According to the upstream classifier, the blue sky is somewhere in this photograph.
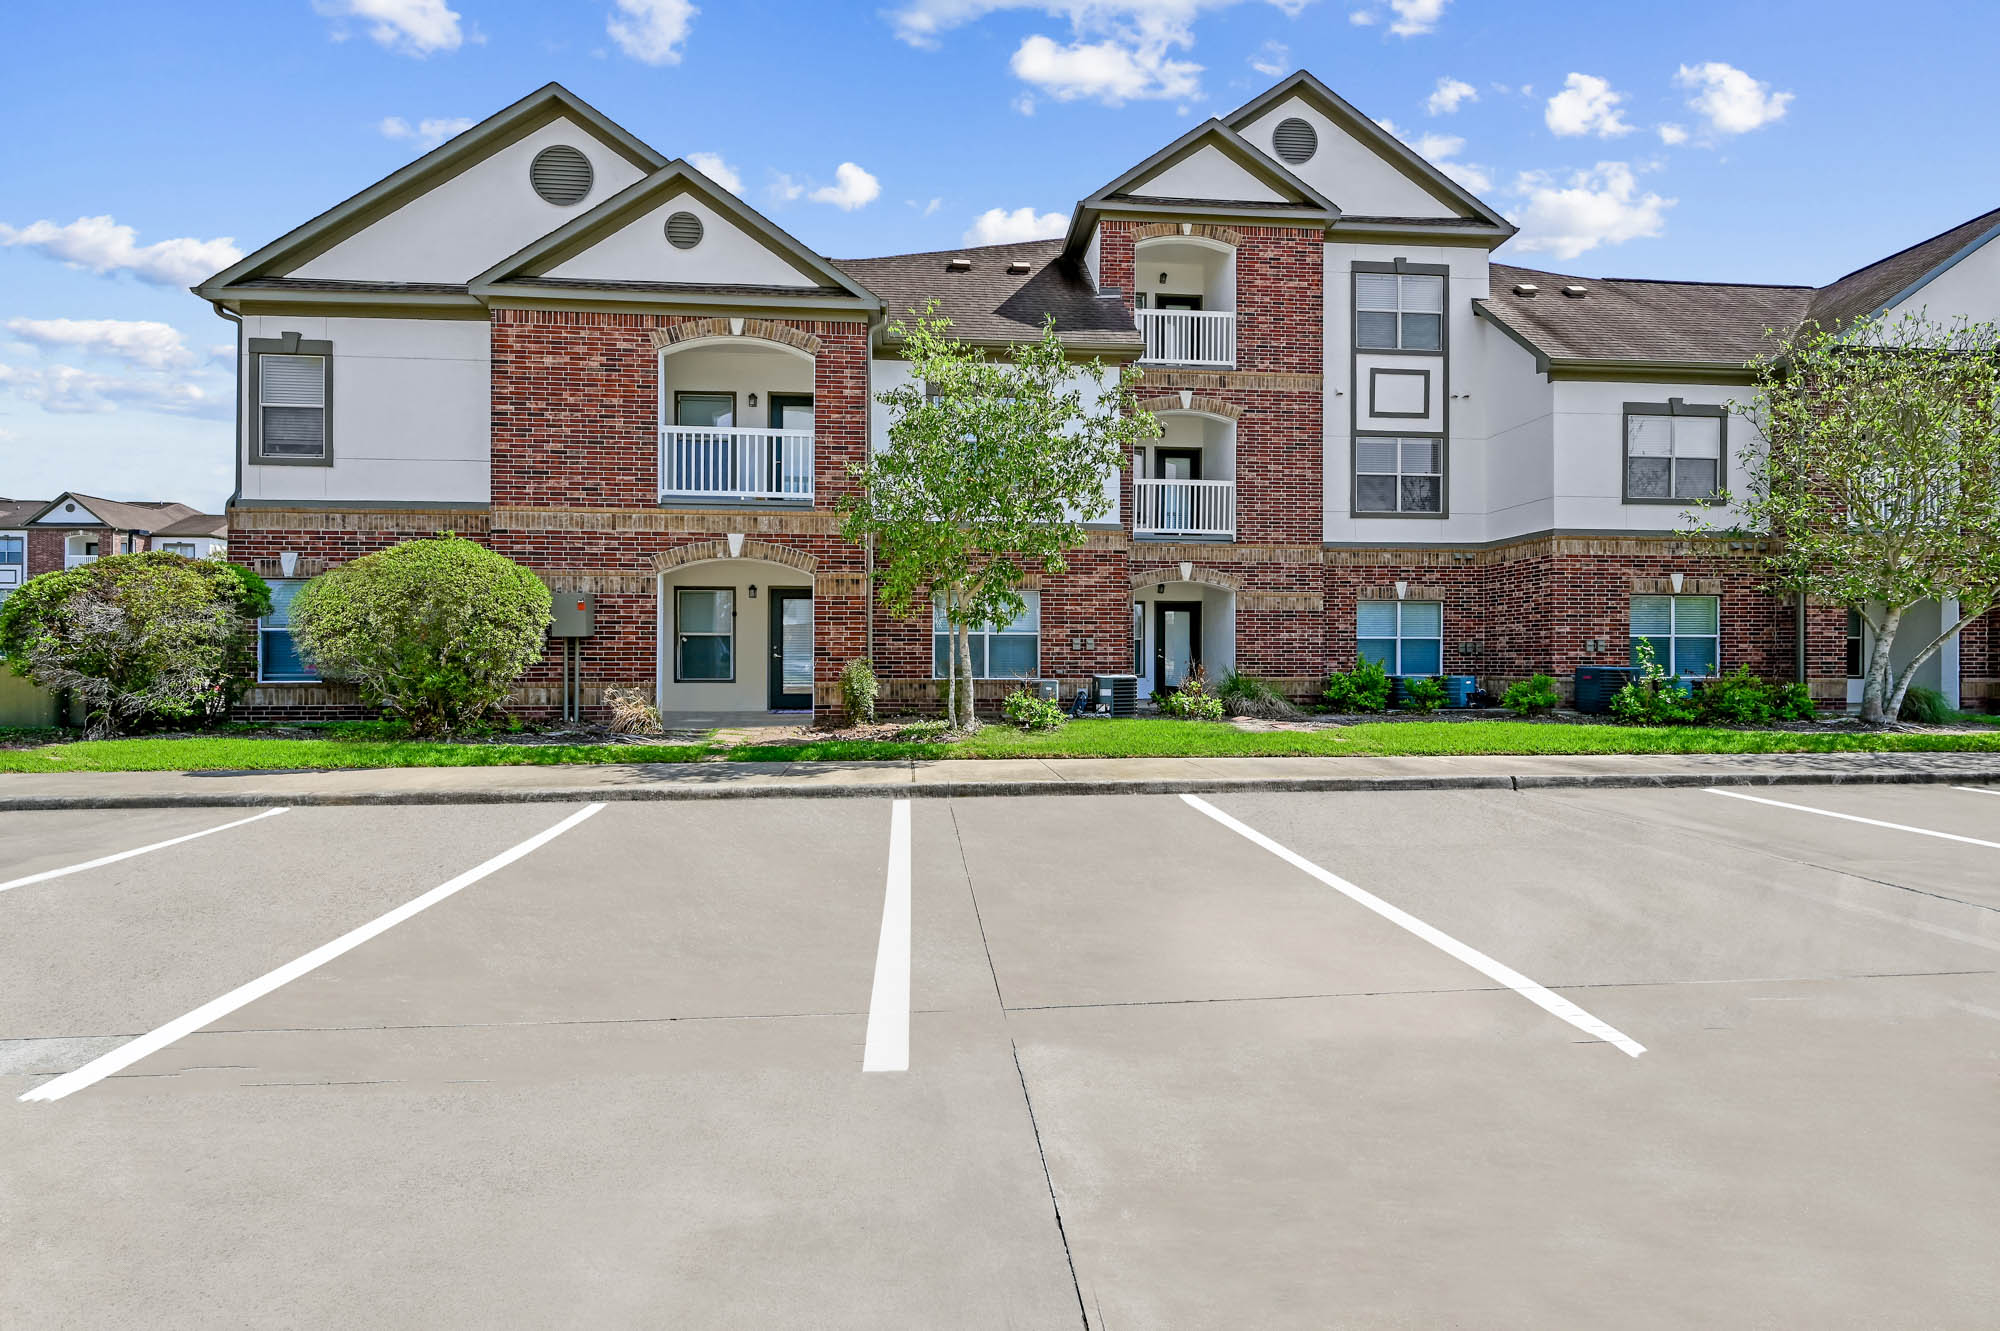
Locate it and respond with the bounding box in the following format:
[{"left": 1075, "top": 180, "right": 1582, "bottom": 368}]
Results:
[{"left": 3, "top": 0, "right": 1996, "bottom": 513}]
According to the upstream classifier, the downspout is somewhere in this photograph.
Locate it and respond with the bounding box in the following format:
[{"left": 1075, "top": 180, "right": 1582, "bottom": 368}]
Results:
[{"left": 209, "top": 301, "right": 244, "bottom": 509}]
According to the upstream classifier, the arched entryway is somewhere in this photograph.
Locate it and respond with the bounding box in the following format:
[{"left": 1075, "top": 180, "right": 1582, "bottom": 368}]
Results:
[
  {"left": 652, "top": 540, "right": 817, "bottom": 721},
  {"left": 1131, "top": 568, "right": 1238, "bottom": 695}
]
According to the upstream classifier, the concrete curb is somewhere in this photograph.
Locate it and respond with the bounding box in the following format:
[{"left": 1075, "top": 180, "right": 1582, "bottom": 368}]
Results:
[{"left": 2, "top": 765, "right": 1996, "bottom": 810}]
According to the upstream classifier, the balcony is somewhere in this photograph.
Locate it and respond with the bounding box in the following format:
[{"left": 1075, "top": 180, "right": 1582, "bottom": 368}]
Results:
[
  {"left": 64, "top": 554, "right": 98, "bottom": 569},
  {"left": 660, "top": 427, "right": 814, "bottom": 503},
  {"left": 1134, "top": 478, "right": 1235, "bottom": 540},
  {"left": 1137, "top": 309, "right": 1236, "bottom": 367}
]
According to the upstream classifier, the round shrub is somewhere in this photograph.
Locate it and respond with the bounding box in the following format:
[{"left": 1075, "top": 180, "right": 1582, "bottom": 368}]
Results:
[
  {"left": 0, "top": 552, "right": 270, "bottom": 736},
  {"left": 289, "top": 535, "right": 551, "bottom": 736},
  {"left": 1001, "top": 686, "right": 1065, "bottom": 731}
]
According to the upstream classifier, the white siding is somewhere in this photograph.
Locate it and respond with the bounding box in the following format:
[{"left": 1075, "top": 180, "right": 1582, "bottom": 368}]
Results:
[
  {"left": 1237, "top": 97, "right": 1463, "bottom": 219},
  {"left": 1883, "top": 229, "right": 2000, "bottom": 324},
  {"left": 1128, "top": 144, "right": 1289, "bottom": 203},
  {"left": 239, "top": 315, "right": 491, "bottom": 504},
  {"left": 291, "top": 118, "right": 649, "bottom": 284},
  {"left": 546, "top": 191, "right": 825, "bottom": 288},
  {"left": 1549, "top": 380, "right": 1762, "bottom": 533},
  {"left": 1479, "top": 323, "right": 1558, "bottom": 540}
]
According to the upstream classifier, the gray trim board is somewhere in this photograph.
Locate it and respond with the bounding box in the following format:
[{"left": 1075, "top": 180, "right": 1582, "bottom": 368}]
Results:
[
  {"left": 1367, "top": 366, "right": 1431, "bottom": 419},
  {"left": 227, "top": 499, "right": 491, "bottom": 511},
  {"left": 246, "top": 334, "right": 334, "bottom": 468},
  {"left": 1350, "top": 258, "right": 1448, "bottom": 519}
]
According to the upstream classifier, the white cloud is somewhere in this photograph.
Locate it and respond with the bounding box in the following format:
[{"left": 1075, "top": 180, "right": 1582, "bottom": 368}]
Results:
[
  {"left": 1545, "top": 72, "right": 1633, "bottom": 138},
  {"left": 1348, "top": 8, "right": 1375, "bottom": 22},
  {"left": 1378, "top": 121, "right": 1492, "bottom": 195},
  {"left": 1506, "top": 162, "right": 1672, "bottom": 259},
  {"left": 0, "top": 361, "right": 222, "bottom": 417},
  {"left": 1012, "top": 92, "right": 1038, "bottom": 116},
  {"left": 1657, "top": 122, "right": 1689, "bottom": 146},
  {"left": 1010, "top": 34, "right": 1200, "bottom": 104},
  {"left": 0, "top": 216, "right": 243, "bottom": 287},
  {"left": 686, "top": 152, "right": 742, "bottom": 194},
  {"left": 911, "top": 196, "right": 944, "bottom": 216},
  {"left": 1426, "top": 75, "right": 1476, "bottom": 115},
  {"left": 769, "top": 172, "right": 805, "bottom": 203},
  {"left": 377, "top": 115, "right": 474, "bottom": 147},
  {"left": 1250, "top": 39, "right": 1289, "bottom": 77},
  {"left": 963, "top": 206, "right": 1068, "bottom": 245},
  {"left": 4, "top": 318, "right": 195, "bottom": 370},
  {"left": 809, "top": 162, "right": 881, "bottom": 210},
  {"left": 314, "top": 0, "right": 464, "bottom": 56},
  {"left": 607, "top": 0, "right": 697, "bottom": 65},
  {"left": 1387, "top": 0, "right": 1447, "bottom": 36},
  {"left": 1675, "top": 61, "right": 1793, "bottom": 136}
]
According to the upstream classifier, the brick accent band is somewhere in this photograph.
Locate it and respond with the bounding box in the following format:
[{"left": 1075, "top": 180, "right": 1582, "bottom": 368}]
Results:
[{"left": 649, "top": 318, "right": 822, "bottom": 356}]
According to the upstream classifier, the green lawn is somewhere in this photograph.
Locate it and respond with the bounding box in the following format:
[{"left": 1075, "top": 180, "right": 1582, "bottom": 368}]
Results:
[{"left": 3, "top": 716, "right": 1997, "bottom": 773}]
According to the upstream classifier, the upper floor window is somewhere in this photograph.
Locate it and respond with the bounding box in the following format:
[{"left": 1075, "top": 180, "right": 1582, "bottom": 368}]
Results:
[
  {"left": 160, "top": 541, "right": 197, "bottom": 557},
  {"left": 1630, "top": 594, "right": 1719, "bottom": 677},
  {"left": 1355, "top": 272, "right": 1443, "bottom": 351},
  {"left": 1357, "top": 600, "right": 1442, "bottom": 675},
  {"left": 1624, "top": 400, "right": 1724, "bottom": 503},
  {"left": 0, "top": 535, "right": 22, "bottom": 567},
  {"left": 249, "top": 336, "right": 333, "bottom": 465},
  {"left": 258, "top": 580, "right": 319, "bottom": 683},
  {"left": 933, "top": 593, "right": 1040, "bottom": 680},
  {"left": 1355, "top": 436, "right": 1444, "bottom": 515}
]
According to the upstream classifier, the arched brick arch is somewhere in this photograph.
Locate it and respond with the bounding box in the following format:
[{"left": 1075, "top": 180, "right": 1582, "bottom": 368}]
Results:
[
  {"left": 1129, "top": 565, "right": 1242, "bottom": 593},
  {"left": 1134, "top": 394, "right": 1242, "bottom": 420},
  {"left": 1133, "top": 222, "right": 1243, "bottom": 247},
  {"left": 650, "top": 539, "right": 818, "bottom": 575},
  {"left": 649, "top": 318, "right": 822, "bottom": 357}
]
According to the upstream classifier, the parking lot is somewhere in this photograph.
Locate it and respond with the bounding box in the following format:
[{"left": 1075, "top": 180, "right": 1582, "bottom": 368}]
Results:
[{"left": 4, "top": 782, "right": 1998, "bottom": 1329}]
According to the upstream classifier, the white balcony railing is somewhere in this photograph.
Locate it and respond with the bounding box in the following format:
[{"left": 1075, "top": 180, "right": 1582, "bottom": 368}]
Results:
[
  {"left": 1138, "top": 309, "right": 1236, "bottom": 367},
  {"left": 64, "top": 554, "right": 98, "bottom": 569},
  {"left": 660, "top": 427, "right": 814, "bottom": 502},
  {"left": 1134, "top": 478, "right": 1235, "bottom": 539}
]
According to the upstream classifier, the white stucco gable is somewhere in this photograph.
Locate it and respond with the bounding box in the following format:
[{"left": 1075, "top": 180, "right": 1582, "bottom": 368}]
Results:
[
  {"left": 545, "top": 189, "right": 828, "bottom": 288},
  {"left": 1126, "top": 143, "right": 1292, "bottom": 204},
  {"left": 1883, "top": 223, "right": 2000, "bottom": 324},
  {"left": 1235, "top": 95, "right": 1460, "bottom": 220}
]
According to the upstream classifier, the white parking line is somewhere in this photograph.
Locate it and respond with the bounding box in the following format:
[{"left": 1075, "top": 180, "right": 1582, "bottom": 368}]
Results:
[
  {"left": 1707, "top": 788, "right": 2000, "bottom": 849},
  {"left": 20, "top": 802, "right": 606, "bottom": 1103},
  {"left": 1954, "top": 786, "right": 2000, "bottom": 798},
  {"left": 1181, "top": 794, "right": 1646, "bottom": 1058},
  {"left": 0, "top": 807, "right": 289, "bottom": 895},
  {"left": 862, "top": 799, "right": 912, "bottom": 1073}
]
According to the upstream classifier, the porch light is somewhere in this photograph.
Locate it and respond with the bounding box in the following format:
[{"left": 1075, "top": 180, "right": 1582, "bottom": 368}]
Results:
[
  {"left": 748, "top": 392, "right": 758, "bottom": 407},
  {"left": 748, "top": 584, "right": 758, "bottom": 599}
]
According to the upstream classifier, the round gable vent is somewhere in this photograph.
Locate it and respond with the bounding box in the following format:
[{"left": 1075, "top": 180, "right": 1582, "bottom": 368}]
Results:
[
  {"left": 665, "top": 211, "right": 704, "bottom": 250},
  {"left": 530, "top": 145, "right": 593, "bottom": 206},
  {"left": 1272, "top": 117, "right": 1317, "bottom": 164}
]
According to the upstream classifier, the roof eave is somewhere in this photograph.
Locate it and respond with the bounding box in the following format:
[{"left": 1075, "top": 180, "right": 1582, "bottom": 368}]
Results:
[{"left": 475, "top": 281, "right": 879, "bottom": 315}]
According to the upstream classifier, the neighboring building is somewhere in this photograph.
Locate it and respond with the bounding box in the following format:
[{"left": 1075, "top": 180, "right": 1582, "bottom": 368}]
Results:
[
  {"left": 16, "top": 493, "right": 218, "bottom": 581},
  {"left": 193, "top": 73, "right": 1998, "bottom": 720},
  {"left": 0, "top": 498, "right": 44, "bottom": 600},
  {"left": 146, "top": 511, "right": 229, "bottom": 560}
]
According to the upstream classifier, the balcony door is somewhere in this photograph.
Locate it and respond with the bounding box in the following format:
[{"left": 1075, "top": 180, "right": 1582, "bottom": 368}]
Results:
[
  {"left": 768, "top": 392, "right": 813, "bottom": 498},
  {"left": 768, "top": 588, "right": 813, "bottom": 710},
  {"left": 1154, "top": 600, "right": 1203, "bottom": 691},
  {"left": 1154, "top": 448, "right": 1201, "bottom": 533},
  {"left": 673, "top": 391, "right": 737, "bottom": 493}
]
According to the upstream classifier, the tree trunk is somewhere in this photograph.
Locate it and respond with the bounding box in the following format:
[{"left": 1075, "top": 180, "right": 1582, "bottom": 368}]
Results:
[
  {"left": 1858, "top": 603, "right": 1902, "bottom": 725},
  {"left": 957, "top": 619, "right": 977, "bottom": 730},
  {"left": 944, "top": 588, "right": 962, "bottom": 726},
  {"left": 1886, "top": 613, "right": 1966, "bottom": 721}
]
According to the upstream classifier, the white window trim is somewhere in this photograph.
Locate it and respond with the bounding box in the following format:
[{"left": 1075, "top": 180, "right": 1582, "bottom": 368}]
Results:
[
  {"left": 1629, "top": 594, "right": 1721, "bottom": 677},
  {"left": 932, "top": 592, "right": 1042, "bottom": 680},
  {"left": 257, "top": 579, "right": 320, "bottom": 684},
  {"left": 1357, "top": 599, "right": 1443, "bottom": 676}
]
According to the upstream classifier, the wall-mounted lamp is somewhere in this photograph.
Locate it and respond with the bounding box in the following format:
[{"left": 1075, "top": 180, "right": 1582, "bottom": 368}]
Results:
[
  {"left": 1157, "top": 583, "right": 1165, "bottom": 594},
  {"left": 747, "top": 392, "right": 759, "bottom": 408},
  {"left": 1157, "top": 271, "right": 1169, "bottom": 284},
  {"left": 748, "top": 584, "right": 758, "bottom": 599}
]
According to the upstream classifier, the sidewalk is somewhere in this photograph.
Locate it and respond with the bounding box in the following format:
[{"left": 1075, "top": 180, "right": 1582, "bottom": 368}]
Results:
[{"left": 3, "top": 750, "right": 1997, "bottom": 809}]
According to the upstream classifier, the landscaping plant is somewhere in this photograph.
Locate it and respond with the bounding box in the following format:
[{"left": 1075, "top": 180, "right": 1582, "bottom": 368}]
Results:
[
  {"left": 0, "top": 552, "right": 270, "bottom": 737},
  {"left": 1898, "top": 685, "right": 1954, "bottom": 725},
  {"left": 1321, "top": 659, "right": 1391, "bottom": 713},
  {"left": 1501, "top": 674, "right": 1561, "bottom": 717},
  {"left": 603, "top": 686, "right": 664, "bottom": 734},
  {"left": 839, "top": 657, "right": 879, "bottom": 725},
  {"left": 1693, "top": 665, "right": 1816, "bottom": 726},
  {"left": 1217, "top": 670, "right": 1301, "bottom": 719},
  {"left": 1399, "top": 675, "right": 1448, "bottom": 713},
  {"left": 1161, "top": 667, "right": 1226, "bottom": 721},
  {"left": 1001, "top": 686, "right": 1066, "bottom": 731},
  {"left": 1608, "top": 639, "right": 1699, "bottom": 725},
  {"left": 840, "top": 303, "right": 1154, "bottom": 729},
  {"left": 288, "top": 534, "right": 551, "bottom": 737}
]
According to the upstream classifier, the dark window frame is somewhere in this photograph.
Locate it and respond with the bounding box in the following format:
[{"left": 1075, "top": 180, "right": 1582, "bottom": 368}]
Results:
[
  {"left": 1368, "top": 366, "right": 1431, "bottom": 420},
  {"left": 1353, "top": 264, "right": 1447, "bottom": 354},
  {"left": 1353, "top": 434, "right": 1447, "bottom": 518},
  {"left": 1622, "top": 398, "right": 1727, "bottom": 505},
  {"left": 247, "top": 334, "right": 334, "bottom": 467},
  {"left": 673, "top": 585, "right": 737, "bottom": 683}
]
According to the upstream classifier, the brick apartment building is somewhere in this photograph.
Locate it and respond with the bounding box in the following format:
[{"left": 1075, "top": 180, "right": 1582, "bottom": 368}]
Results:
[
  {"left": 0, "top": 493, "right": 226, "bottom": 602},
  {"left": 192, "top": 72, "right": 1998, "bottom": 721}
]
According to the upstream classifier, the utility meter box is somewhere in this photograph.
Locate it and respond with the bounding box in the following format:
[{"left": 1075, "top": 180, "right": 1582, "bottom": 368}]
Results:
[{"left": 549, "top": 590, "right": 595, "bottom": 637}]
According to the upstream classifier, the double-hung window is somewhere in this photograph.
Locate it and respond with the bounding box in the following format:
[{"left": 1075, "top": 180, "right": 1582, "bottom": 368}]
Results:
[
  {"left": 933, "top": 592, "right": 1040, "bottom": 679},
  {"left": 1355, "top": 436, "right": 1443, "bottom": 514},
  {"left": 1846, "top": 608, "right": 1865, "bottom": 678},
  {"left": 250, "top": 336, "right": 333, "bottom": 463},
  {"left": 1630, "top": 594, "right": 1719, "bottom": 677},
  {"left": 1624, "top": 401, "right": 1724, "bottom": 502},
  {"left": 160, "top": 541, "right": 197, "bottom": 557},
  {"left": 1355, "top": 271, "right": 1444, "bottom": 351},
  {"left": 258, "top": 580, "right": 319, "bottom": 682},
  {"left": 1357, "top": 600, "right": 1442, "bottom": 676},
  {"left": 0, "top": 534, "right": 22, "bottom": 595},
  {"left": 674, "top": 588, "right": 735, "bottom": 681}
]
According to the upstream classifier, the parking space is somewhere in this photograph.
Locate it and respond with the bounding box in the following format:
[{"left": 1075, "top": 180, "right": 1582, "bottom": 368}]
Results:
[{"left": 2, "top": 781, "right": 1996, "bottom": 1327}]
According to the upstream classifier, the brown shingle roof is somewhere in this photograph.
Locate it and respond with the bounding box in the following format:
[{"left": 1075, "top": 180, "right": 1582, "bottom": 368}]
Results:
[
  {"left": 149, "top": 512, "right": 227, "bottom": 538},
  {"left": 831, "top": 240, "right": 1142, "bottom": 352},
  {"left": 39, "top": 494, "right": 202, "bottom": 532},
  {"left": 1481, "top": 263, "right": 1812, "bottom": 367},
  {"left": 0, "top": 498, "right": 48, "bottom": 528},
  {"left": 1806, "top": 205, "right": 2000, "bottom": 328}
]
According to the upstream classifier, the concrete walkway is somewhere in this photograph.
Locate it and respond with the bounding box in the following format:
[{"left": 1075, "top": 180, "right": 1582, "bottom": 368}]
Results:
[{"left": 3, "top": 750, "right": 1998, "bottom": 809}]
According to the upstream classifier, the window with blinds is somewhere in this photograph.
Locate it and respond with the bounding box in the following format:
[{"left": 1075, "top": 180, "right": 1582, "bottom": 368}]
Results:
[
  {"left": 1357, "top": 600, "right": 1442, "bottom": 676},
  {"left": 1355, "top": 272, "right": 1443, "bottom": 350},
  {"left": 1356, "top": 436, "right": 1443, "bottom": 513},
  {"left": 255, "top": 348, "right": 330, "bottom": 460},
  {"left": 1624, "top": 403, "right": 1724, "bottom": 501},
  {"left": 933, "top": 593, "right": 1040, "bottom": 679},
  {"left": 1630, "top": 594, "right": 1719, "bottom": 677}
]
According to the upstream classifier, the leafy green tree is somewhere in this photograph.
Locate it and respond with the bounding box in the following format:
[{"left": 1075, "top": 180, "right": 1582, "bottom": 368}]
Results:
[
  {"left": 0, "top": 552, "right": 270, "bottom": 736},
  {"left": 841, "top": 304, "right": 1155, "bottom": 728},
  {"left": 1715, "top": 312, "right": 2000, "bottom": 723},
  {"left": 289, "top": 534, "right": 551, "bottom": 736}
]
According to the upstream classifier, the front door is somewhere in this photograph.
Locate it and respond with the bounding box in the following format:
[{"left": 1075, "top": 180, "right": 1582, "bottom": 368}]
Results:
[
  {"left": 1154, "top": 448, "right": 1201, "bottom": 533},
  {"left": 767, "top": 393, "right": 814, "bottom": 497},
  {"left": 1154, "top": 600, "right": 1203, "bottom": 691},
  {"left": 768, "top": 588, "right": 813, "bottom": 710}
]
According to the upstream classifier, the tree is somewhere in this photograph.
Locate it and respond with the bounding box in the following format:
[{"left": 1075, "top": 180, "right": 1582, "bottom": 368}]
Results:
[
  {"left": 840, "top": 305, "right": 1156, "bottom": 728},
  {"left": 0, "top": 552, "right": 270, "bottom": 737},
  {"left": 1720, "top": 312, "right": 2000, "bottom": 723},
  {"left": 288, "top": 534, "right": 551, "bottom": 735}
]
